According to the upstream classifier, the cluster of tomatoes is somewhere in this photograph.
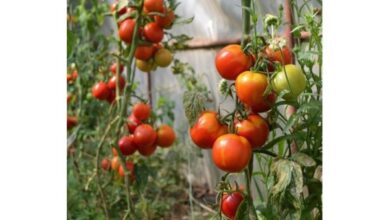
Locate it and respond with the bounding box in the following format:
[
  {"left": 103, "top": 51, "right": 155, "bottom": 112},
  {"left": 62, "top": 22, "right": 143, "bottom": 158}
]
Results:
[
  {"left": 189, "top": 40, "right": 307, "bottom": 218},
  {"left": 67, "top": 66, "right": 78, "bottom": 130},
  {"left": 112, "top": 0, "right": 175, "bottom": 73},
  {"left": 100, "top": 102, "right": 176, "bottom": 180},
  {"left": 91, "top": 62, "right": 126, "bottom": 104}
]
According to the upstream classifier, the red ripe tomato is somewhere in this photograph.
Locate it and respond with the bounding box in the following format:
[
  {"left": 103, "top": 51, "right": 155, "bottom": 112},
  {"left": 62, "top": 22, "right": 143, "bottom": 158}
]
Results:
[
  {"left": 110, "top": 63, "right": 124, "bottom": 75},
  {"left": 156, "top": 125, "right": 176, "bottom": 148},
  {"left": 212, "top": 134, "right": 252, "bottom": 172},
  {"left": 138, "top": 142, "right": 157, "bottom": 156},
  {"left": 111, "top": 156, "right": 120, "bottom": 171},
  {"left": 190, "top": 111, "right": 227, "bottom": 149},
  {"left": 135, "top": 45, "right": 155, "bottom": 60},
  {"left": 235, "top": 71, "right": 268, "bottom": 108},
  {"left": 101, "top": 158, "right": 111, "bottom": 171},
  {"left": 143, "top": 0, "right": 164, "bottom": 13},
  {"left": 119, "top": 19, "right": 136, "bottom": 44},
  {"left": 108, "top": 75, "right": 126, "bottom": 91},
  {"left": 250, "top": 92, "right": 276, "bottom": 113},
  {"left": 118, "top": 161, "right": 136, "bottom": 181},
  {"left": 106, "top": 89, "right": 116, "bottom": 104},
  {"left": 72, "top": 70, "right": 78, "bottom": 80},
  {"left": 235, "top": 114, "right": 269, "bottom": 148},
  {"left": 132, "top": 103, "right": 151, "bottom": 120},
  {"left": 265, "top": 45, "right": 292, "bottom": 66},
  {"left": 110, "top": 1, "right": 127, "bottom": 15},
  {"left": 67, "top": 116, "right": 78, "bottom": 130},
  {"left": 67, "top": 74, "right": 72, "bottom": 83},
  {"left": 92, "top": 82, "right": 110, "bottom": 100},
  {"left": 143, "top": 22, "right": 164, "bottom": 43},
  {"left": 127, "top": 114, "right": 141, "bottom": 133},
  {"left": 155, "top": 8, "right": 175, "bottom": 28},
  {"left": 112, "top": 147, "right": 118, "bottom": 156},
  {"left": 221, "top": 192, "right": 244, "bottom": 219},
  {"left": 118, "top": 135, "right": 138, "bottom": 156},
  {"left": 215, "top": 44, "right": 252, "bottom": 80},
  {"left": 133, "top": 124, "right": 157, "bottom": 148}
]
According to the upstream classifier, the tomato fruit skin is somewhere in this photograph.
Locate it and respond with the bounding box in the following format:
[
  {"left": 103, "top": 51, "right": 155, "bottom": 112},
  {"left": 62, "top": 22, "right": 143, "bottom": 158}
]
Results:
[
  {"left": 132, "top": 103, "right": 151, "bottom": 120},
  {"left": 212, "top": 134, "right": 252, "bottom": 172},
  {"left": 67, "top": 116, "right": 78, "bottom": 130},
  {"left": 190, "top": 111, "right": 227, "bottom": 149},
  {"left": 135, "top": 45, "right": 155, "bottom": 60},
  {"left": 221, "top": 192, "right": 244, "bottom": 219},
  {"left": 118, "top": 135, "right": 138, "bottom": 156},
  {"left": 265, "top": 45, "right": 292, "bottom": 66},
  {"left": 107, "top": 75, "right": 126, "bottom": 91},
  {"left": 235, "top": 71, "right": 268, "bottom": 108},
  {"left": 105, "top": 89, "right": 116, "bottom": 104},
  {"left": 250, "top": 92, "right": 276, "bottom": 113},
  {"left": 133, "top": 124, "right": 157, "bottom": 148},
  {"left": 110, "top": 63, "right": 124, "bottom": 75},
  {"left": 112, "top": 147, "right": 118, "bottom": 156},
  {"left": 111, "top": 156, "right": 120, "bottom": 171},
  {"left": 136, "top": 59, "right": 157, "bottom": 72},
  {"left": 119, "top": 19, "right": 136, "bottom": 44},
  {"left": 155, "top": 8, "right": 175, "bottom": 28},
  {"left": 144, "top": 0, "right": 164, "bottom": 13},
  {"left": 101, "top": 158, "right": 111, "bottom": 171},
  {"left": 235, "top": 114, "right": 269, "bottom": 148},
  {"left": 127, "top": 114, "right": 141, "bottom": 133},
  {"left": 143, "top": 22, "right": 164, "bottom": 43},
  {"left": 92, "top": 82, "right": 110, "bottom": 100},
  {"left": 118, "top": 161, "right": 136, "bottom": 181},
  {"left": 156, "top": 125, "right": 176, "bottom": 147},
  {"left": 215, "top": 44, "right": 252, "bottom": 80},
  {"left": 154, "top": 48, "right": 173, "bottom": 67},
  {"left": 138, "top": 142, "right": 157, "bottom": 156},
  {"left": 272, "top": 64, "right": 307, "bottom": 100}
]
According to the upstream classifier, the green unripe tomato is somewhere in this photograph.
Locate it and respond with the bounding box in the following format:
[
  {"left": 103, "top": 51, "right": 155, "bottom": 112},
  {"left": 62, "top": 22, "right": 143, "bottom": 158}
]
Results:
[
  {"left": 272, "top": 64, "right": 306, "bottom": 100},
  {"left": 136, "top": 59, "right": 157, "bottom": 72},
  {"left": 154, "top": 48, "right": 173, "bottom": 67}
]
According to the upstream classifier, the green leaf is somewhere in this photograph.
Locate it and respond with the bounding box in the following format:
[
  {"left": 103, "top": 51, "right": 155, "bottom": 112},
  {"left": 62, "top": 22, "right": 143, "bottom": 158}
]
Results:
[
  {"left": 235, "top": 197, "right": 250, "bottom": 220},
  {"left": 291, "top": 152, "right": 316, "bottom": 167},
  {"left": 134, "top": 163, "right": 150, "bottom": 192},
  {"left": 262, "top": 134, "right": 293, "bottom": 150},
  {"left": 67, "top": 29, "right": 76, "bottom": 57},
  {"left": 182, "top": 91, "right": 206, "bottom": 126}
]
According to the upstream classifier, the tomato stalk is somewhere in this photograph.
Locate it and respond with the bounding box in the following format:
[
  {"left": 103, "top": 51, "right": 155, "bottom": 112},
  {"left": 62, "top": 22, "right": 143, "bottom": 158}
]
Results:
[{"left": 241, "top": 0, "right": 251, "bottom": 48}]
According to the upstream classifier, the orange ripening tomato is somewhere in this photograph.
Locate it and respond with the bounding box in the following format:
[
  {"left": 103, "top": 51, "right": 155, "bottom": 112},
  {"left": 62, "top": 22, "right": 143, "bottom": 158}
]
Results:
[
  {"left": 156, "top": 125, "right": 176, "bottom": 148},
  {"left": 143, "top": 22, "right": 164, "bottom": 43},
  {"left": 138, "top": 142, "right": 157, "bottom": 156},
  {"left": 265, "top": 45, "right": 292, "bottom": 66},
  {"left": 119, "top": 19, "right": 136, "bottom": 44},
  {"left": 155, "top": 8, "right": 175, "bottom": 28},
  {"left": 72, "top": 70, "right": 78, "bottom": 80},
  {"left": 132, "top": 103, "right": 151, "bottom": 121},
  {"left": 67, "top": 116, "right": 78, "bottom": 130},
  {"left": 92, "top": 82, "right": 110, "bottom": 100},
  {"left": 135, "top": 45, "right": 155, "bottom": 61},
  {"left": 118, "top": 135, "right": 138, "bottom": 156},
  {"left": 110, "top": 63, "right": 124, "bottom": 75},
  {"left": 107, "top": 75, "right": 126, "bottom": 91},
  {"left": 118, "top": 161, "right": 136, "bottom": 181},
  {"left": 212, "top": 134, "right": 252, "bottom": 172},
  {"left": 190, "top": 111, "right": 227, "bottom": 149},
  {"left": 143, "top": 0, "right": 164, "bottom": 13},
  {"left": 235, "top": 71, "right": 268, "bottom": 107},
  {"left": 127, "top": 114, "right": 141, "bottom": 133},
  {"left": 133, "top": 124, "right": 157, "bottom": 148},
  {"left": 112, "top": 147, "right": 118, "bottom": 156},
  {"left": 235, "top": 114, "right": 269, "bottom": 148},
  {"left": 111, "top": 156, "right": 120, "bottom": 171},
  {"left": 101, "top": 158, "right": 111, "bottom": 171},
  {"left": 221, "top": 192, "right": 244, "bottom": 219},
  {"left": 215, "top": 44, "right": 252, "bottom": 80}
]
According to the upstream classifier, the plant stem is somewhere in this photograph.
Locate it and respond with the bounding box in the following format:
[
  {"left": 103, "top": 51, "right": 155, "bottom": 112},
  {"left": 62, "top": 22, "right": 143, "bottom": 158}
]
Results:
[
  {"left": 245, "top": 159, "right": 259, "bottom": 220},
  {"left": 241, "top": 0, "right": 251, "bottom": 48}
]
